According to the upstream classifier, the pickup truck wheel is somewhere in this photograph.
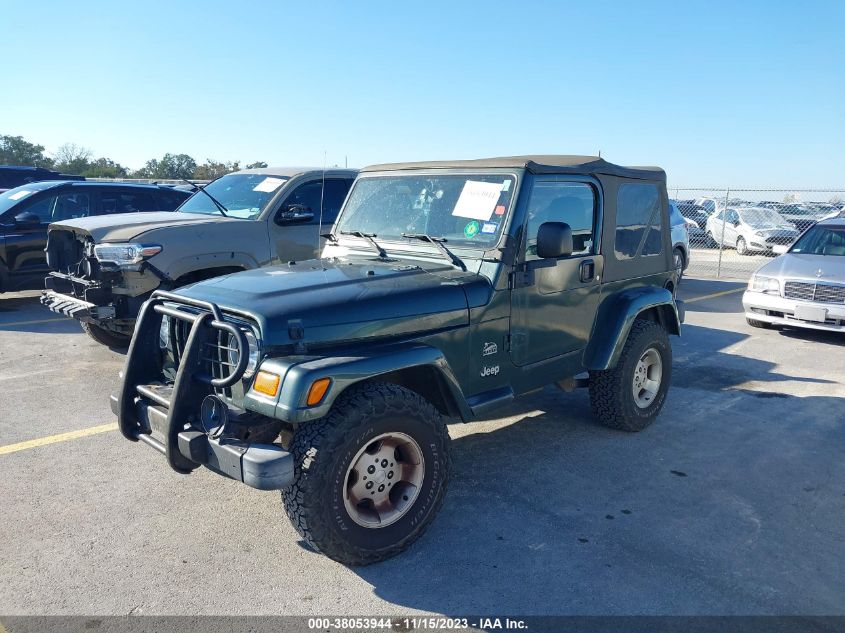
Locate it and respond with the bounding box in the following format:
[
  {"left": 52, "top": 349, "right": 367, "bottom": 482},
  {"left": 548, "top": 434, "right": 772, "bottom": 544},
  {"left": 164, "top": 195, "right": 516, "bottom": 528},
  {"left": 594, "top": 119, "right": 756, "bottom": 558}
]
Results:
[
  {"left": 588, "top": 319, "right": 671, "bottom": 432},
  {"left": 80, "top": 322, "right": 131, "bottom": 349},
  {"left": 282, "top": 381, "right": 451, "bottom": 565}
]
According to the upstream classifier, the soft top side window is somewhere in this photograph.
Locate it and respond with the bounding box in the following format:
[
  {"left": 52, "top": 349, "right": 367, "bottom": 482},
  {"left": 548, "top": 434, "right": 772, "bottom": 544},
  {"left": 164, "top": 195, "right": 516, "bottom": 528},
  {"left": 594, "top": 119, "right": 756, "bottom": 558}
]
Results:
[{"left": 615, "top": 183, "right": 662, "bottom": 259}]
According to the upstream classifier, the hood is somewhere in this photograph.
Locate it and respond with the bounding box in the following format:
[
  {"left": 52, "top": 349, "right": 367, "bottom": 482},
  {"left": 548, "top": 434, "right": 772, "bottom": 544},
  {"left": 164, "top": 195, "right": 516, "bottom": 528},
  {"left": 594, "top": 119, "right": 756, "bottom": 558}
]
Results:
[
  {"left": 176, "top": 256, "right": 492, "bottom": 347},
  {"left": 50, "top": 211, "right": 244, "bottom": 242},
  {"left": 750, "top": 224, "right": 798, "bottom": 235},
  {"left": 756, "top": 253, "right": 845, "bottom": 281}
]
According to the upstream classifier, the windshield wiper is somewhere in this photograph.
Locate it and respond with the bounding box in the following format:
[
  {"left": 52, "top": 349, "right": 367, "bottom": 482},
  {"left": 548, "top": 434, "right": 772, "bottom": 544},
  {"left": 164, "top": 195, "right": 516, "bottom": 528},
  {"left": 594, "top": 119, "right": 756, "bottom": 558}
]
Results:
[
  {"left": 181, "top": 179, "right": 229, "bottom": 217},
  {"left": 340, "top": 230, "right": 388, "bottom": 259},
  {"left": 401, "top": 233, "right": 467, "bottom": 271}
]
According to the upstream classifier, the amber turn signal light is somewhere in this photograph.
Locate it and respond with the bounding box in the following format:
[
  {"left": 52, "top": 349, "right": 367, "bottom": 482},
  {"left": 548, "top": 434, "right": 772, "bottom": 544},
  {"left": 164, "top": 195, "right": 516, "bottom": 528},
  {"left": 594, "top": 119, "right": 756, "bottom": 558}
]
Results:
[
  {"left": 306, "top": 378, "right": 332, "bottom": 406},
  {"left": 253, "top": 371, "right": 281, "bottom": 397}
]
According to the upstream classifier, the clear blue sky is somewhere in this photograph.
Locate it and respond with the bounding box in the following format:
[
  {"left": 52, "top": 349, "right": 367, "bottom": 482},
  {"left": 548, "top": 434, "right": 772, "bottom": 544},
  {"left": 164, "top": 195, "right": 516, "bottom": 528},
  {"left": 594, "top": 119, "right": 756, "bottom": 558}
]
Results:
[{"left": 2, "top": 0, "right": 843, "bottom": 188}]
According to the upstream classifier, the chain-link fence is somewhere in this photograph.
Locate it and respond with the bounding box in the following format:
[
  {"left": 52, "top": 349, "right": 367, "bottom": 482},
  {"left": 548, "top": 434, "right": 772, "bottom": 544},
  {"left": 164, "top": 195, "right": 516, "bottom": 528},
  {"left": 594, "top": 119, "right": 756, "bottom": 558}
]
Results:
[{"left": 669, "top": 188, "right": 845, "bottom": 280}]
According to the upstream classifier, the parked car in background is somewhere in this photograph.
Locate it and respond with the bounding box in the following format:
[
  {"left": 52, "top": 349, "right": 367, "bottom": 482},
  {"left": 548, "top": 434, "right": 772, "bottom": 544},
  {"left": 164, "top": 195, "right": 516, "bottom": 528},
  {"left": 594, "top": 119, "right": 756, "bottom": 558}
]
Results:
[
  {"left": 743, "top": 218, "right": 845, "bottom": 332},
  {"left": 779, "top": 204, "right": 824, "bottom": 233},
  {"left": 0, "top": 181, "right": 190, "bottom": 294},
  {"left": 42, "top": 167, "right": 357, "bottom": 346},
  {"left": 669, "top": 201, "right": 691, "bottom": 282},
  {"left": 674, "top": 199, "right": 712, "bottom": 247},
  {"left": 0, "top": 165, "right": 84, "bottom": 193},
  {"left": 706, "top": 207, "right": 799, "bottom": 255}
]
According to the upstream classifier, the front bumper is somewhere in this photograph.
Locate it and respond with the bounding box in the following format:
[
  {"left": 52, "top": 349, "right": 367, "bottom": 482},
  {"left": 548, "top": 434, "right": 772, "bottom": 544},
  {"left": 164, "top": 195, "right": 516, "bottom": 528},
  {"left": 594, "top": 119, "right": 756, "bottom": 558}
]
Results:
[
  {"left": 41, "top": 290, "right": 115, "bottom": 321},
  {"left": 742, "top": 290, "right": 845, "bottom": 332},
  {"left": 115, "top": 290, "right": 294, "bottom": 491},
  {"left": 109, "top": 394, "right": 293, "bottom": 490}
]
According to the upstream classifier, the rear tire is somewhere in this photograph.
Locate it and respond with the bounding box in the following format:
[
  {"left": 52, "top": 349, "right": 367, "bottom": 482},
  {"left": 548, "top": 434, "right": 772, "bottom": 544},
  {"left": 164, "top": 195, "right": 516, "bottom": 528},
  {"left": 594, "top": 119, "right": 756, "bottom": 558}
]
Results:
[
  {"left": 673, "top": 247, "right": 685, "bottom": 284},
  {"left": 746, "top": 317, "right": 771, "bottom": 329},
  {"left": 282, "top": 381, "right": 451, "bottom": 565},
  {"left": 80, "top": 322, "right": 131, "bottom": 348},
  {"left": 588, "top": 319, "right": 672, "bottom": 432}
]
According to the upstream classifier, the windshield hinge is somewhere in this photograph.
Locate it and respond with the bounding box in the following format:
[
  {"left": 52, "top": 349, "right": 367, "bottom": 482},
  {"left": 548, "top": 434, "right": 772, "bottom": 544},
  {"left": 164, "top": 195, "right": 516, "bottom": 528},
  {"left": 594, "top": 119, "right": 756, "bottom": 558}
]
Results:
[{"left": 509, "top": 268, "right": 534, "bottom": 289}]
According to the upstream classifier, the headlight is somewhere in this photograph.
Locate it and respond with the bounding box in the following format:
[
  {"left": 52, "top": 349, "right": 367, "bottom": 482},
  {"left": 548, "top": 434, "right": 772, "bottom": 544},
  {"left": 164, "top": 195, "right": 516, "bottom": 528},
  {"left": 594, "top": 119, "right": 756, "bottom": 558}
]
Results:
[
  {"left": 228, "top": 329, "right": 260, "bottom": 378},
  {"left": 94, "top": 243, "right": 162, "bottom": 266},
  {"left": 748, "top": 275, "right": 780, "bottom": 294},
  {"left": 159, "top": 315, "right": 171, "bottom": 349}
]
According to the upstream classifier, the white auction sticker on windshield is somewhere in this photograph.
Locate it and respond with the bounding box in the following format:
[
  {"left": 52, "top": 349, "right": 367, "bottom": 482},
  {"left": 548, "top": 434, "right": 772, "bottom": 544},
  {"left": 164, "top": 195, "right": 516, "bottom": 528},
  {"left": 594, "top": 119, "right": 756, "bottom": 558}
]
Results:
[
  {"left": 252, "top": 177, "right": 285, "bottom": 193},
  {"left": 451, "top": 181, "right": 502, "bottom": 221},
  {"left": 8, "top": 190, "right": 32, "bottom": 200}
]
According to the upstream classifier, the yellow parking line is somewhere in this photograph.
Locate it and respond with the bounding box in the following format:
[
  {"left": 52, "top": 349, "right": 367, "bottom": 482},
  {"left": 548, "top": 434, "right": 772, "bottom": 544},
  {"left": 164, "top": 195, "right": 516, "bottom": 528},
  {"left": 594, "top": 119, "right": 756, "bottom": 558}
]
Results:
[
  {"left": 0, "top": 423, "right": 117, "bottom": 456},
  {"left": 0, "top": 317, "right": 68, "bottom": 328},
  {"left": 0, "top": 619, "right": 8, "bottom": 633},
  {"left": 685, "top": 287, "right": 746, "bottom": 304}
]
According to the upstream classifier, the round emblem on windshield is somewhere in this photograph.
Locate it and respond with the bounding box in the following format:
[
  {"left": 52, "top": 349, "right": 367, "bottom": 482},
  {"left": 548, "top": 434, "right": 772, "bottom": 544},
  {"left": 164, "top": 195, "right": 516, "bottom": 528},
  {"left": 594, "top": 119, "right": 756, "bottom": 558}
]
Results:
[{"left": 464, "top": 221, "right": 480, "bottom": 238}]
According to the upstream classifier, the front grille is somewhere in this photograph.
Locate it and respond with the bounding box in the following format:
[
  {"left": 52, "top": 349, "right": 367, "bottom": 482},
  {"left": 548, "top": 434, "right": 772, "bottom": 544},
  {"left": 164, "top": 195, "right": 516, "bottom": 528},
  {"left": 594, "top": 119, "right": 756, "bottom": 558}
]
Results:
[
  {"left": 160, "top": 307, "right": 257, "bottom": 393},
  {"left": 783, "top": 281, "right": 845, "bottom": 304},
  {"left": 765, "top": 235, "right": 796, "bottom": 245}
]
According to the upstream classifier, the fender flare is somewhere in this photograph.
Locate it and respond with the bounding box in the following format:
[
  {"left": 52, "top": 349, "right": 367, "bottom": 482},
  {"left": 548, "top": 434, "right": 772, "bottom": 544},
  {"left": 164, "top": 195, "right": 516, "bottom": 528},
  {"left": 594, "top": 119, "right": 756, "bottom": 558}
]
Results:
[
  {"left": 583, "top": 286, "right": 682, "bottom": 371},
  {"left": 242, "top": 342, "right": 471, "bottom": 424}
]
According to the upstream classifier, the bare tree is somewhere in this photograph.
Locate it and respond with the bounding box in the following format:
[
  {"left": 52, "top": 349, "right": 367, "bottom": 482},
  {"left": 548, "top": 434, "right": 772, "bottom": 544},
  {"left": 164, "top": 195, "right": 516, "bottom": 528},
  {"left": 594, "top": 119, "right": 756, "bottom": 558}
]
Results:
[{"left": 53, "top": 143, "right": 93, "bottom": 174}]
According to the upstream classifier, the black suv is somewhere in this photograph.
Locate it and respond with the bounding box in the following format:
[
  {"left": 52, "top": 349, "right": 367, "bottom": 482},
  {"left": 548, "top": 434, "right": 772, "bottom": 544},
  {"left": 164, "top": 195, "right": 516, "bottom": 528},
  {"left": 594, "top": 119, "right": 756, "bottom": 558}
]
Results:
[
  {"left": 0, "top": 165, "right": 84, "bottom": 192},
  {"left": 0, "top": 181, "right": 190, "bottom": 293}
]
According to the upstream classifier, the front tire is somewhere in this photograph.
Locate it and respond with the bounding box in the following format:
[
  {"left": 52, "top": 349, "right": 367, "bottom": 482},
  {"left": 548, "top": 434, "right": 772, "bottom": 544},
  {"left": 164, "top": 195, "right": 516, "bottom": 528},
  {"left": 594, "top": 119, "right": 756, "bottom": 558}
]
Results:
[
  {"left": 588, "top": 319, "right": 672, "bottom": 432},
  {"left": 746, "top": 317, "right": 771, "bottom": 329},
  {"left": 282, "top": 381, "right": 451, "bottom": 565},
  {"left": 736, "top": 236, "right": 748, "bottom": 255},
  {"left": 80, "top": 322, "right": 131, "bottom": 348}
]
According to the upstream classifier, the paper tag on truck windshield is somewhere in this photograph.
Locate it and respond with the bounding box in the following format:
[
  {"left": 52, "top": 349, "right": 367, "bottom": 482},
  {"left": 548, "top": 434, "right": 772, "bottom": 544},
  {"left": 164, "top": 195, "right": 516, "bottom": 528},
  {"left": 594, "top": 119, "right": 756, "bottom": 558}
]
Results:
[
  {"left": 451, "top": 181, "right": 502, "bottom": 221},
  {"left": 252, "top": 177, "right": 285, "bottom": 193}
]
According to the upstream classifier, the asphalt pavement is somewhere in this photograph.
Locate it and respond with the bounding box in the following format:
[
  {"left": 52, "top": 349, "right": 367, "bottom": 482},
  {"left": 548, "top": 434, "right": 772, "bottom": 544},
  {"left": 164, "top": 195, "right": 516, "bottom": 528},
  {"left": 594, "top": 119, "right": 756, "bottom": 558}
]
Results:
[{"left": 0, "top": 280, "right": 843, "bottom": 616}]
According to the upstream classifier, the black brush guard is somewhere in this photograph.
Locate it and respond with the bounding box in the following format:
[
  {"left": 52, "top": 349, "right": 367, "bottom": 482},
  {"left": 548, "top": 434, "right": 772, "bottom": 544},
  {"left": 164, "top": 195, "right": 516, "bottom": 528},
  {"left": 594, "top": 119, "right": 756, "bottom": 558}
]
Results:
[{"left": 115, "top": 290, "right": 293, "bottom": 490}]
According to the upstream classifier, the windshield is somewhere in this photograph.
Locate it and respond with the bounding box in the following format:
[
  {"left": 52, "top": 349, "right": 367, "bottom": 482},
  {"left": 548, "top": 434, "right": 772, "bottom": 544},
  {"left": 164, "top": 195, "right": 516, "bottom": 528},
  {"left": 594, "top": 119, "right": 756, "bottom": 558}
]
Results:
[
  {"left": 740, "top": 208, "right": 789, "bottom": 227},
  {"left": 177, "top": 173, "right": 289, "bottom": 219},
  {"left": 791, "top": 225, "right": 845, "bottom": 256},
  {"left": 0, "top": 182, "right": 55, "bottom": 216},
  {"left": 336, "top": 173, "right": 516, "bottom": 247}
]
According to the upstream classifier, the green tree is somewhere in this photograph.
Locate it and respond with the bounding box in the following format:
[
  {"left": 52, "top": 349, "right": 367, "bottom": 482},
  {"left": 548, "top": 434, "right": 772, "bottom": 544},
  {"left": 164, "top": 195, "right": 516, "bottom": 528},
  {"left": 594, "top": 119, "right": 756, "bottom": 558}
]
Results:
[
  {"left": 193, "top": 159, "right": 240, "bottom": 180},
  {"left": 53, "top": 143, "right": 93, "bottom": 174},
  {"left": 134, "top": 153, "right": 198, "bottom": 180},
  {"left": 0, "top": 134, "right": 53, "bottom": 167},
  {"left": 82, "top": 158, "right": 129, "bottom": 178}
]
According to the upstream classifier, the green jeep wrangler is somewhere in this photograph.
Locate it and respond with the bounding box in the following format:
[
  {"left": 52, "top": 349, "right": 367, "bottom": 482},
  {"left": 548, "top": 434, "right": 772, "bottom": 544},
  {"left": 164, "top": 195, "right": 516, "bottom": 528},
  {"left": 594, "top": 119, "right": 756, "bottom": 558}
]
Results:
[{"left": 113, "top": 155, "right": 683, "bottom": 565}]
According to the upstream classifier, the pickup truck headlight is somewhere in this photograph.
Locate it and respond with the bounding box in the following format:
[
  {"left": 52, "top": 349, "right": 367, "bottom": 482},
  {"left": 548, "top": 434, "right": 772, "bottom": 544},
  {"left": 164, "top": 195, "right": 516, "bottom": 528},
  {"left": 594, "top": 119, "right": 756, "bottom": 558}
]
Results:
[
  {"left": 748, "top": 275, "right": 780, "bottom": 294},
  {"left": 94, "top": 243, "right": 162, "bottom": 266}
]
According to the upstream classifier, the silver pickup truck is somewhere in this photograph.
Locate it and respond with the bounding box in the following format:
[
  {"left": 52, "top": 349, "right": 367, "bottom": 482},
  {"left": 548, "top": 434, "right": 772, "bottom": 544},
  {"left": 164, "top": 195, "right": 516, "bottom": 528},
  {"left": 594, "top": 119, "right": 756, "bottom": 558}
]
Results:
[{"left": 42, "top": 166, "right": 356, "bottom": 346}]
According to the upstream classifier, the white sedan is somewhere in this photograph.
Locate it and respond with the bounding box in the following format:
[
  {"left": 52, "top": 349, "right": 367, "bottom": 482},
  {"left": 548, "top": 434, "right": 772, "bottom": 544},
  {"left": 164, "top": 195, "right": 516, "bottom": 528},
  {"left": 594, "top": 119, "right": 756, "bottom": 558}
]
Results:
[{"left": 743, "top": 218, "right": 845, "bottom": 332}]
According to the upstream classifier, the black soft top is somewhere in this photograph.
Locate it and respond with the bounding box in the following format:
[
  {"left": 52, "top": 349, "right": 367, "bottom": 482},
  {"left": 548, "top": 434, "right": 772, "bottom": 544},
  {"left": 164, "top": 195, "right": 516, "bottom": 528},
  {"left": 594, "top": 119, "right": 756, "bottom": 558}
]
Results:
[{"left": 361, "top": 155, "right": 665, "bottom": 181}]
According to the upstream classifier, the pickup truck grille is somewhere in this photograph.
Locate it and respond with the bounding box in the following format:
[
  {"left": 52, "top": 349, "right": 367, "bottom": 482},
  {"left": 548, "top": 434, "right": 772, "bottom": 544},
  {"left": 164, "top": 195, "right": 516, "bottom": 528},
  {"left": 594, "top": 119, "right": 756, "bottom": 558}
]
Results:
[{"left": 783, "top": 281, "right": 845, "bottom": 304}]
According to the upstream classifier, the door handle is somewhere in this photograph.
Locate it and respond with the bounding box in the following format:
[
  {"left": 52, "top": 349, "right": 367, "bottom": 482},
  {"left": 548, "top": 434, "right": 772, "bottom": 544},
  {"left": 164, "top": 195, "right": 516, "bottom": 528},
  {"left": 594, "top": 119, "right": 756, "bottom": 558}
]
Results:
[{"left": 580, "top": 259, "right": 595, "bottom": 283}]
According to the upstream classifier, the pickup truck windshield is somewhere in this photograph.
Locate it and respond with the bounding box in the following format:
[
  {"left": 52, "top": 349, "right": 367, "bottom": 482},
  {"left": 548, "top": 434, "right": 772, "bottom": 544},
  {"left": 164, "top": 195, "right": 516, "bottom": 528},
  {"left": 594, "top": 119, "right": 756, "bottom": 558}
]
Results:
[
  {"left": 177, "top": 173, "right": 289, "bottom": 219},
  {"left": 337, "top": 174, "right": 516, "bottom": 247}
]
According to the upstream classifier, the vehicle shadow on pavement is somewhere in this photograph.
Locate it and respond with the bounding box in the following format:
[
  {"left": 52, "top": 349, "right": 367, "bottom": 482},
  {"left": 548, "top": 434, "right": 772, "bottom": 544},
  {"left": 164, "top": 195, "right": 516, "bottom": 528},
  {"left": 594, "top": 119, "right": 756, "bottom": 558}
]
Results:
[{"left": 349, "top": 327, "right": 844, "bottom": 615}]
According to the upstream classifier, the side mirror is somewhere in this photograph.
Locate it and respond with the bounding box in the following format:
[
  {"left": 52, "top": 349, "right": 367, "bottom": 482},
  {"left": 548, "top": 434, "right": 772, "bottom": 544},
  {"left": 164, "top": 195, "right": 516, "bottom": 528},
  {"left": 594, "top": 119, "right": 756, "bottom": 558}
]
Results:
[
  {"left": 732, "top": 219, "right": 740, "bottom": 227},
  {"left": 536, "top": 222, "right": 573, "bottom": 259},
  {"left": 14, "top": 211, "right": 41, "bottom": 226},
  {"left": 276, "top": 203, "right": 314, "bottom": 225}
]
